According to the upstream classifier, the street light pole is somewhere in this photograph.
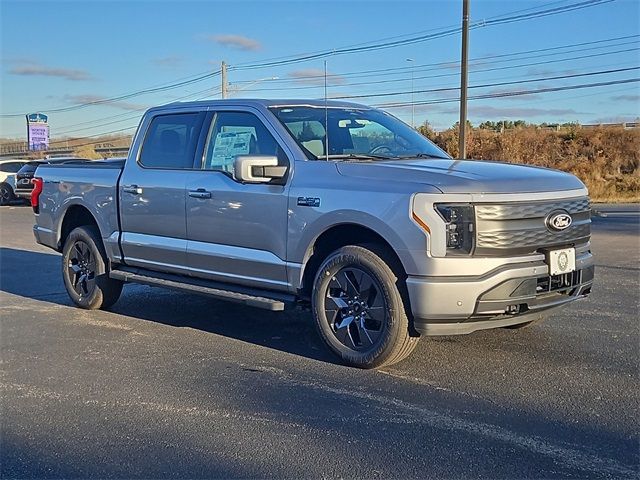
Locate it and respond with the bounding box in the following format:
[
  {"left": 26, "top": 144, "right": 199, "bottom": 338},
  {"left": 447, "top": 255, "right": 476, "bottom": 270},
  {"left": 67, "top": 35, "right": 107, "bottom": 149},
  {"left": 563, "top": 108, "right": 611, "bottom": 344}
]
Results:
[
  {"left": 406, "top": 58, "right": 415, "bottom": 128},
  {"left": 227, "top": 76, "right": 279, "bottom": 97},
  {"left": 458, "top": 0, "right": 470, "bottom": 159},
  {"left": 221, "top": 61, "right": 228, "bottom": 99}
]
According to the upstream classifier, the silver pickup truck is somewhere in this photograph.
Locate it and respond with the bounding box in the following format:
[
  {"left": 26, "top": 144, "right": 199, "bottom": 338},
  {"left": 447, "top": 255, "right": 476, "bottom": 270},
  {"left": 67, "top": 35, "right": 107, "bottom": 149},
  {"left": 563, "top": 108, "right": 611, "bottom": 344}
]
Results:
[{"left": 32, "top": 99, "right": 594, "bottom": 368}]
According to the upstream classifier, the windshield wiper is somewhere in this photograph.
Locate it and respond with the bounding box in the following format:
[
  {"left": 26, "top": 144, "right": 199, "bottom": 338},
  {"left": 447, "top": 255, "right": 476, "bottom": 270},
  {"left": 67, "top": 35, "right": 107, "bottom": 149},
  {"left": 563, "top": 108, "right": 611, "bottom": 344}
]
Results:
[
  {"left": 325, "top": 153, "right": 393, "bottom": 161},
  {"left": 392, "top": 153, "right": 450, "bottom": 160}
]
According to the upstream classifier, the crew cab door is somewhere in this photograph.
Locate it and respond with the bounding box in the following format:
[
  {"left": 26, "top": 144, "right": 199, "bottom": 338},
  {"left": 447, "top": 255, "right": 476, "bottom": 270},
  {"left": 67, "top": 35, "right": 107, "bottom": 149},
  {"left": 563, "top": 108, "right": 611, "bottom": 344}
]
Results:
[
  {"left": 119, "top": 110, "right": 205, "bottom": 274},
  {"left": 184, "top": 108, "right": 291, "bottom": 291}
]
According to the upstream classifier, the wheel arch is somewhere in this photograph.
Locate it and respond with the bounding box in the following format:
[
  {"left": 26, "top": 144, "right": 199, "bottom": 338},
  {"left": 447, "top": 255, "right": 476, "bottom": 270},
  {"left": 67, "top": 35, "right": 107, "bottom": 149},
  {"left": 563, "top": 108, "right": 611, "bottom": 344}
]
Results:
[
  {"left": 58, "top": 204, "right": 100, "bottom": 251},
  {"left": 299, "top": 222, "right": 407, "bottom": 298}
]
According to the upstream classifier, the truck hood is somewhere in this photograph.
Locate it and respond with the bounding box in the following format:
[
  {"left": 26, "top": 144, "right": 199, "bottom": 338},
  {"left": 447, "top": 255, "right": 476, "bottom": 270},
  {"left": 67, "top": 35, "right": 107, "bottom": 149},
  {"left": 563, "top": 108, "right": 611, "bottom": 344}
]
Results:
[{"left": 335, "top": 159, "right": 586, "bottom": 194}]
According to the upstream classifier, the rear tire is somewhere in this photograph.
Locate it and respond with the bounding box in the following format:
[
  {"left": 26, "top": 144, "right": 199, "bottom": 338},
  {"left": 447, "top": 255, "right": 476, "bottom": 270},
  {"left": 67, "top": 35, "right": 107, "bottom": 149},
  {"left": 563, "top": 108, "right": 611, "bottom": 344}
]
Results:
[
  {"left": 312, "top": 245, "right": 418, "bottom": 369},
  {"left": 62, "top": 226, "right": 123, "bottom": 310}
]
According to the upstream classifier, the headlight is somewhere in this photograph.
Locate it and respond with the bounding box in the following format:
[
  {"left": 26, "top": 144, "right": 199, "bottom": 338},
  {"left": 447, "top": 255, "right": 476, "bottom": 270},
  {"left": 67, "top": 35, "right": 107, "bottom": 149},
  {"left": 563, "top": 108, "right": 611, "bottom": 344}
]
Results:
[{"left": 435, "top": 203, "right": 475, "bottom": 254}]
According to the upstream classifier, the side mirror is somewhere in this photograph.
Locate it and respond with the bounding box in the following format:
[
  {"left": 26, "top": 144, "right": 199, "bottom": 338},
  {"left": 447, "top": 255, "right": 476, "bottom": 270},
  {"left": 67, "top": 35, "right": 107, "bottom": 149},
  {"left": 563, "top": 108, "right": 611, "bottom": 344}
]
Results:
[{"left": 233, "top": 155, "right": 287, "bottom": 184}]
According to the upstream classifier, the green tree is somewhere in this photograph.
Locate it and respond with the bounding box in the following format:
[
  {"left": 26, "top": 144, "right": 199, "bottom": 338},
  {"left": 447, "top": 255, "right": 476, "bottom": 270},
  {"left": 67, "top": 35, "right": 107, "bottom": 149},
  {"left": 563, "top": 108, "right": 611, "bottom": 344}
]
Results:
[{"left": 418, "top": 121, "right": 437, "bottom": 141}]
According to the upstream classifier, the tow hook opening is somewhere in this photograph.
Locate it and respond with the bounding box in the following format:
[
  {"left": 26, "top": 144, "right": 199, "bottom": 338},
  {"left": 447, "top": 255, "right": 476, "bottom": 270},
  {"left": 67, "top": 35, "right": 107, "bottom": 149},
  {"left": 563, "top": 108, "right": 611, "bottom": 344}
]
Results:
[{"left": 506, "top": 304, "right": 521, "bottom": 315}]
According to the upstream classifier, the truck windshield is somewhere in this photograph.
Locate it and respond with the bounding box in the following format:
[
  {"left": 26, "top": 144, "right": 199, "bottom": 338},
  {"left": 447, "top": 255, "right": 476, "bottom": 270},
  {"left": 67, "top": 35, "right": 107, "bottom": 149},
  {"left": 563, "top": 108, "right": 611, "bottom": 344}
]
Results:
[{"left": 269, "top": 106, "right": 450, "bottom": 161}]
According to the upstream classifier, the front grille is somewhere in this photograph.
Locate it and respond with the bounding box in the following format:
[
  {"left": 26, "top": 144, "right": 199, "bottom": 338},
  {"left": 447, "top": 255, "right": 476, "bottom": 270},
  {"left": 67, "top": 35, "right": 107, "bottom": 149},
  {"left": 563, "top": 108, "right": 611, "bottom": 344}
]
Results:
[
  {"left": 476, "top": 197, "right": 590, "bottom": 220},
  {"left": 477, "top": 223, "right": 590, "bottom": 250},
  {"left": 474, "top": 196, "right": 591, "bottom": 255}
]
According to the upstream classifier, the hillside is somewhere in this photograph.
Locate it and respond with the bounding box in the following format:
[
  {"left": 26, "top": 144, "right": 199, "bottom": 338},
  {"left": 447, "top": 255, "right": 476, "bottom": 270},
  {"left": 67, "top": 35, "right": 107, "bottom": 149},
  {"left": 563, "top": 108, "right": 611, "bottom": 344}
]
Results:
[{"left": 420, "top": 124, "right": 640, "bottom": 202}]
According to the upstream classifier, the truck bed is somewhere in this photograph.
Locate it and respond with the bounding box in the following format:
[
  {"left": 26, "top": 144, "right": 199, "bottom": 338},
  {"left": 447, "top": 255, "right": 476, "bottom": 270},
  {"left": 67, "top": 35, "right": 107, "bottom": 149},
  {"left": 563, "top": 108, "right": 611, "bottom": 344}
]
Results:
[{"left": 33, "top": 159, "right": 124, "bottom": 256}]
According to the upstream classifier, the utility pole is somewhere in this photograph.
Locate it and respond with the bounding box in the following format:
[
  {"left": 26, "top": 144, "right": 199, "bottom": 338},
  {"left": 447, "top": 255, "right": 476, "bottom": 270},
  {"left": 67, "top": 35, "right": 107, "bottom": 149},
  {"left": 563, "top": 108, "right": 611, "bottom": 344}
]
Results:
[
  {"left": 221, "top": 61, "right": 228, "bottom": 99},
  {"left": 458, "top": 0, "right": 470, "bottom": 159}
]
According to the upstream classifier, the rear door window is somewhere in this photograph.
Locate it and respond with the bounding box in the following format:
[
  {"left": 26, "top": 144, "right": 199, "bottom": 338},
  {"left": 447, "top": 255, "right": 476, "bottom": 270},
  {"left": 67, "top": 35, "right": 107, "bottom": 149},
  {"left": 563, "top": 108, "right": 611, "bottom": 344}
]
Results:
[{"left": 139, "top": 113, "right": 204, "bottom": 169}]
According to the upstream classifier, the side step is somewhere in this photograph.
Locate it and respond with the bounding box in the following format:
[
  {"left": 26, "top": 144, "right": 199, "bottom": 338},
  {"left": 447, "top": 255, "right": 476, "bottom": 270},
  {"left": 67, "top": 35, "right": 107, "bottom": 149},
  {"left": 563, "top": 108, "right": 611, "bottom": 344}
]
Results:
[{"left": 110, "top": 267, "right": 292, "bottom": 311}]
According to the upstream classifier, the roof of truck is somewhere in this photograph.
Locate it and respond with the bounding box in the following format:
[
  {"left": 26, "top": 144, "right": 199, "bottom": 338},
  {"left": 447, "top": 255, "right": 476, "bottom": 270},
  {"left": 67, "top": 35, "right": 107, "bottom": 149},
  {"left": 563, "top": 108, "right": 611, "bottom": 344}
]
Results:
[{"left": 156, "top": 98, "right": 373, "bottom": 111}]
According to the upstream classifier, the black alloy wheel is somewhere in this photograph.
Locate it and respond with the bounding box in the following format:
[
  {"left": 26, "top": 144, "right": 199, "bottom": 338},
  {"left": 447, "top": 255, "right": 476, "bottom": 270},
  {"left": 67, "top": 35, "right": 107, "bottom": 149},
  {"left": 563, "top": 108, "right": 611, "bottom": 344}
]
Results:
[
  {"left": 0, "top": 184, "right": 14, "bottom": 205},
  {"left": 62, "top": 225, "right": 123, "bottom": 310},
  {"left": 324, "top": 267, "right": 386, "bottom": 350},
  {"left": 67, "top": 240, "right": 97, "bottom": 298}
]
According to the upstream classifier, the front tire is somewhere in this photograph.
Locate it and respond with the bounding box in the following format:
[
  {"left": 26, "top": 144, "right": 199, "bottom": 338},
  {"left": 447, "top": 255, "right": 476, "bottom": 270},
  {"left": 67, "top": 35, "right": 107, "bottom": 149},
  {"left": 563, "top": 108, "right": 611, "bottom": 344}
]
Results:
[
  {"left": 62, "top": 226, "right": 123, "bottom": 310},
  {"left": 312, "top": 245, "right": 418, "bottom": 369},
  {"left": 0, "top": 183, "right": 15, "bottom": 206}
]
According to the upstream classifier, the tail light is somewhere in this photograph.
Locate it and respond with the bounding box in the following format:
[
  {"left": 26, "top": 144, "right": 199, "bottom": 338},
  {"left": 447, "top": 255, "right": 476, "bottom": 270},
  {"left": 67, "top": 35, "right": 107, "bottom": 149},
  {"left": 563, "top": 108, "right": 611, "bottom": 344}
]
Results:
[{"left": 31, "top": 177, "right": 43, "bottom": 213}]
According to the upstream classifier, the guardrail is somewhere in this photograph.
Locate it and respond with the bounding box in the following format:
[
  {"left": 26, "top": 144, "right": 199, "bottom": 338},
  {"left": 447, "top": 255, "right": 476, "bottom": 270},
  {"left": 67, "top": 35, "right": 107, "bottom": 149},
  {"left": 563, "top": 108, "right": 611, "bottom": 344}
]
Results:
[
  {"left": 537, "top": 122, "right": 639, "bottom": 131},
  {"left": 0, "top": 142, "right": 130, "bottom": 159},
  {"left": 0, "top": 143, "right": 75, "bottom": 155},
  {"left": 94, "top": 146, "right": 130, "bottom": 156}
]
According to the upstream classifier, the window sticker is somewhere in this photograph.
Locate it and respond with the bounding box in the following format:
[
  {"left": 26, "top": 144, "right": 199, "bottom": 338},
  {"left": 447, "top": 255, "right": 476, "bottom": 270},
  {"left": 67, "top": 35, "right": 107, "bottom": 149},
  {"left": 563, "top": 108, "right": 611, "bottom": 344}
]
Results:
[{"left": 211, "top": 131, "right": 253, "bottom": 170}]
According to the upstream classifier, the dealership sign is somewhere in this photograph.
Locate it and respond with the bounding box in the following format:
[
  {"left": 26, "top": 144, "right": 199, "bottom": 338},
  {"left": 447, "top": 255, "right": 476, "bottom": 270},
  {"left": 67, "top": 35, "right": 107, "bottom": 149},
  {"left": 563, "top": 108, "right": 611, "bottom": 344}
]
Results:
[{"left": 26, "top": 113, "right": 49, "bottom": 151}]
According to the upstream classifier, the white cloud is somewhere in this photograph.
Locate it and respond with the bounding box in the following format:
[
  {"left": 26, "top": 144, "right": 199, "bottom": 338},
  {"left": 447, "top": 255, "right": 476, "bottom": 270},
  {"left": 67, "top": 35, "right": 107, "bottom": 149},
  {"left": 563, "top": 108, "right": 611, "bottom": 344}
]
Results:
[
  {"left": 64, "top": 94, "right": 146, "bottom": 111},
  {"left": 9, "top": 63, "right": 92, "bottom": 81},
  {"left": 207, "top": 34, "right": 261, "bottom": 51},
  {"left": 153, "top": 56, "right": 183, "bottom": 68},
  {"left": 288, "top": 68, "right": 347, "bottom": 86}
]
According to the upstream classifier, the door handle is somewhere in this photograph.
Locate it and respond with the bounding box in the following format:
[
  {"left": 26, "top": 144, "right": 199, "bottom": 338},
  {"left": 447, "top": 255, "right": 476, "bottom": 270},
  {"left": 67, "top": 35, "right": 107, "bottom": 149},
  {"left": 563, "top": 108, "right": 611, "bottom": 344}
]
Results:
[
  {"left": 122, "top": 184, "right": 142, "bottom": 194},
  {"left": 188, "top": 188, "right": 212, "bottom": 199}
]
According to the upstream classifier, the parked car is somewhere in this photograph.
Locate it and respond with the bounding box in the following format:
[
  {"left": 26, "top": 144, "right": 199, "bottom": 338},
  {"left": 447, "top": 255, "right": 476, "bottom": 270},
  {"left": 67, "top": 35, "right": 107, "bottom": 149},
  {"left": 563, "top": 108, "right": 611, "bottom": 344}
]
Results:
[
  {"left": 0, "top": 159, "right": 30, "bottom": 205},
  {"left": 31, "top": 99, "right": 594, "bottom": 368},
  {"left": 15, "top": 157, "right": 92, "bottom": 201}
]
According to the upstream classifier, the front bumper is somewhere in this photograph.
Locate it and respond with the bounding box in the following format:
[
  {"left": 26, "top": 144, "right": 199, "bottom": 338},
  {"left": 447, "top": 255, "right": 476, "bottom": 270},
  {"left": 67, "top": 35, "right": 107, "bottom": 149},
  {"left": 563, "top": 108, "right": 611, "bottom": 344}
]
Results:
[{"left": 407, "top": 251, "right": 594, "bottom": 335}]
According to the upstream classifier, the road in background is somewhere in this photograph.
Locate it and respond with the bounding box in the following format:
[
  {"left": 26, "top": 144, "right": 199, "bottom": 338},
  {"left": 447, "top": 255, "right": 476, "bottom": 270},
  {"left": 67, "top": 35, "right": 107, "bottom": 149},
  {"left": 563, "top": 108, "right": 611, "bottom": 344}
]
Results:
[
  {"left": 1, "top": 205, "right": 638, "bottom": 478},
  {"left": 593, "top": 203, "right": 640, "bottom": 217}
]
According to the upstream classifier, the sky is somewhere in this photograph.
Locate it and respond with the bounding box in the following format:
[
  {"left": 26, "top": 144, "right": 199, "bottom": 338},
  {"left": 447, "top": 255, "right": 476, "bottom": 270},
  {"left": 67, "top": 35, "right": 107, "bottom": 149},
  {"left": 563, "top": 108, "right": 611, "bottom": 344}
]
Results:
[{"left": 1, "top": 0, "right": 639, "bottom": 141}]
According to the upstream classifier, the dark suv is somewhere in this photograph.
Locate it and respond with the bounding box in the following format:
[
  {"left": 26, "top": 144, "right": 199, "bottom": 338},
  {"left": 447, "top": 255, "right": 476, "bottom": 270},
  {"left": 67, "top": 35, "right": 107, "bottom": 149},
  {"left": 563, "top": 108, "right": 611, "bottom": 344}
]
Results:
[{"left": 15, "top": 157, "right": 91, "bottom": 201}]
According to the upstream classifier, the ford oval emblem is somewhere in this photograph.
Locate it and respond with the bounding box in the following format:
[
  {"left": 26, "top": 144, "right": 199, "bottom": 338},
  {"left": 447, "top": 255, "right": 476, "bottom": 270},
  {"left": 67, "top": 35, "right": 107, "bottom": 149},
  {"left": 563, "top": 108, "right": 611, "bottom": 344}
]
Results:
[{"left": 546, "top": 211, "right": 573, "bottom": 231}]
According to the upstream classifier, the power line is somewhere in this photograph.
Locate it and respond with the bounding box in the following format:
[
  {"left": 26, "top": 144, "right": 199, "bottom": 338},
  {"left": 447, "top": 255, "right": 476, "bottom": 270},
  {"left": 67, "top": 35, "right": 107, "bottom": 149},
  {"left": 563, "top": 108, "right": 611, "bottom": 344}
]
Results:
[
  {"left": 231, "top": 0, "right": 614, "bottom": 71},
  {"left": 232, "top": 34, "right": 639, "bottom": 85},
  {"left": 51, "top": 86, "right": 222, "bottom": 137},
  {"left": 6, "top": 38, "right": 632, "bottom": 137},
  {"left": 1, "top": 70, "right": 222, "bottom": 118},
  {"left": 40, "top": 65, "right": 636, "bottom": 138},
  {"left": 1, "top": 1, "right": 626, "bottom": 139},
  {"left": 0, "top": 1, "right": 617, "bottom": 120},
  {"left": 39, "top": 78, "right": 637, "bottom": 147},
  {"left": 234, "top": 46, "right": 639, "bottom": 93},
  {"left": 227, "top": 0, "right": 577, "bottom": 74},
  {"left": 502, "top": 84, "right": 639, "bottom": 108},
  {"left": 46, "top": 125, "right": 139, "bottom": 146},
  {"left": 331, "top": 66, "right": 640, "bottom": 100},
  {"left": 375, "top": 77, "right": 640, "bottom": 108},
  {"left": 1, "top": 86, "right": 223, "bottom": 139},
  {"left": 8, "top": 36, "right": 633, "bottom": 137}
]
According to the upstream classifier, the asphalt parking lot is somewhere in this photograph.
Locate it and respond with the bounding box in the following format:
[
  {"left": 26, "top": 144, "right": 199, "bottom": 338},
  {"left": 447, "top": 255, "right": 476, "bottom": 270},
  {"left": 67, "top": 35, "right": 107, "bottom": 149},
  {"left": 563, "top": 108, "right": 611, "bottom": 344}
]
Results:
[{"left": 1, "top": 204, "right": 638, "bottom": 479}]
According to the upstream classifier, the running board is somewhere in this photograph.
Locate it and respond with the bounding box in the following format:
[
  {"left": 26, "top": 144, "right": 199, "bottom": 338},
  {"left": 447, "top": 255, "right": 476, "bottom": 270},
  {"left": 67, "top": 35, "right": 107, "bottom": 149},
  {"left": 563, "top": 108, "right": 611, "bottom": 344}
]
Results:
[{"left": 110, "top": 267, "right": 291, "bottom": 311}]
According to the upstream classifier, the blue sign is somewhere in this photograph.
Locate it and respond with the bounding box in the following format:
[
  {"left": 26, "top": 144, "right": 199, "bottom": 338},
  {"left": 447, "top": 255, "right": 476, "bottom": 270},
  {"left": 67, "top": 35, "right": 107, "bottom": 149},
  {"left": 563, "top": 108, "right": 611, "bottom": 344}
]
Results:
[{"left": 27, "top": 113, "right": 48, "bottom": 124}]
